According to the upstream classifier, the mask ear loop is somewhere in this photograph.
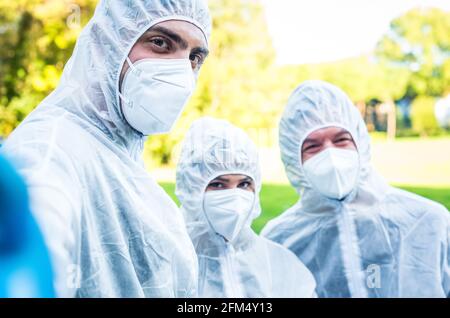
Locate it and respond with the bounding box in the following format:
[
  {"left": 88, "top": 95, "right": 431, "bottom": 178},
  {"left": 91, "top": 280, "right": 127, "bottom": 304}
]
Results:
[
  {"left": 118, "top": 92, "right": 127, "bottom": 106},
  {"left": 125, "top": 57, "right": 138, "bottom": 73},
  {"left": 118, "top": 57, "right": 137, "bottom": 107}
]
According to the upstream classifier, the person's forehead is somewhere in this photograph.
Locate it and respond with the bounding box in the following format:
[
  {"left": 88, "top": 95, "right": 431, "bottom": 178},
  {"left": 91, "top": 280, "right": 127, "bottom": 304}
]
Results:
[
  {"left": 150, "top": 20, "right": 207, "bottom": 48},
  {"left": 305, "top": 126, "right": 351, "bottom": 141}
]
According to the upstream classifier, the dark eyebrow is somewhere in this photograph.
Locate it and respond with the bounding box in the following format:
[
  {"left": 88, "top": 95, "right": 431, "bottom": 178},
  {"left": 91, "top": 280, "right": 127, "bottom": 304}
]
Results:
[
  {"left": 191, "top": 46, "right": 210, "bottom": 58},
  {"left": 148, "top": 25, "right": 209, "bottom": 57},
  {"left": 148, "top": 25, "right": 189, "bottom": 50},
  {"left": 239, "top": 176, "right": 253, "bottom": 183},
  {"left": 211, "top": 176, "right": 230, "bottom": 183}
]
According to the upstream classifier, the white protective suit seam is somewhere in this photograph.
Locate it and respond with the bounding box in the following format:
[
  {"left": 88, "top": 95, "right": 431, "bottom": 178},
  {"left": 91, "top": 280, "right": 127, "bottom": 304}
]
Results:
[{"left": 338, "top": 205, "right": 368, "bottom": 297}]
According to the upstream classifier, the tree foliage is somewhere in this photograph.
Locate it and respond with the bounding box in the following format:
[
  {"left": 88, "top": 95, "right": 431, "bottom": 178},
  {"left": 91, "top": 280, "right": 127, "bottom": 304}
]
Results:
[
  {"left": 376, "top": 8, "right": 450, "bottom": 97},
  {"left": 0, "top": 0, "right": 96, "bottom": 135},
  {"left": 0, "top": 2, "right": 449, "bottom": 163}
]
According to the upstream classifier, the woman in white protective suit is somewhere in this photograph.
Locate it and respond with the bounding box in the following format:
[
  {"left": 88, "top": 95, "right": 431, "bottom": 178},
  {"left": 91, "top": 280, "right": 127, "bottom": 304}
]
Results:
[
  {"left": 175, "top": 117, "right": 317, "bottom": 298},
  {"left": 262, "top": 80, "right": 450, "bottom": 298},
  {"left": 1, "top": 0, "right": 211, "bottom": 297}
]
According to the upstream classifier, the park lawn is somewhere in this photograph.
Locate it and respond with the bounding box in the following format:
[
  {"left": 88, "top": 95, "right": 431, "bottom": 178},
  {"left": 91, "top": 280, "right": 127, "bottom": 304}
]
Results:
[{"left": 159, "top": 183, "right": 450, "bottom": 234}]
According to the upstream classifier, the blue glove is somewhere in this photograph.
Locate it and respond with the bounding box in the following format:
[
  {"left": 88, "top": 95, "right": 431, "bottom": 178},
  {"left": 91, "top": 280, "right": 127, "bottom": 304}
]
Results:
[{"left": 0, "top": 154, "right": 54, "bottom": 297}]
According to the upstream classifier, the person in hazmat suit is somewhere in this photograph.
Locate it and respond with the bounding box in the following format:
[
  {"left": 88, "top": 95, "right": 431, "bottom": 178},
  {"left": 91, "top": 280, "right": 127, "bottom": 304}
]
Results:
[
  {"left": 1, "top": 0, "right": 211, "bottom": 297},
  {"left": 261, "top": 80, "right": 450, "bottom": 298},
  {"left": 0, "top": 154, "right": 54, "bottom": 298},
  {"left": 175, "top": 117, "right": 317, "bottom": 297}
]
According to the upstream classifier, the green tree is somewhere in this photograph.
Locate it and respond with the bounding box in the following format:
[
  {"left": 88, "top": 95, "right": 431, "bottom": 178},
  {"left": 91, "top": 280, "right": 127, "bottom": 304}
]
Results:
[
  {"left": 410, "top": 96, "right": 442, "bottom": 136},
  {"left": 376, "top": 8, "right": 450, "bottom": 98},
  {"left": 145, "top": 0, "right": 278, "bottom": 165},
  {"left": 0, "top": 0, "right": 96, "bottom": 136}
]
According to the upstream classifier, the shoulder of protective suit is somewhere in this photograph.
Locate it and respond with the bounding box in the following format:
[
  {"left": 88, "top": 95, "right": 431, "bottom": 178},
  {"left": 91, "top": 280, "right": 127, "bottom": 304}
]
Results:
[
  {"left": 260, "top": 217, "right": 290, "bottom": 243},
  {"left": 3, "top": 110, "right": 89, "bottom": 177},
  {"left": 260, "top": 203, "right": 302, "bottom": 237},
  {"left": 385, "top": 187, "right": 450, "bottom": 222}
]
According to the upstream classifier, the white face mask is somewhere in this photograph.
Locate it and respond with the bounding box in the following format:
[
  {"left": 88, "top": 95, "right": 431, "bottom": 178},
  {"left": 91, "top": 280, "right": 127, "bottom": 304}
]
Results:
[
  {"left": 303, "top": 147, "right": 360, "bottom": 200},
  {"left": 119, "top": 58, "right": 196, "bottom": 135},
  {"left": 203, "top": 188, "right": 255, "bottom": 242}
]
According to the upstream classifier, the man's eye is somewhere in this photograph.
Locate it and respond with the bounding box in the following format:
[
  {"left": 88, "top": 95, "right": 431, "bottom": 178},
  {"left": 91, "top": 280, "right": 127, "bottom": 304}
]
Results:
[
  {"left": 209, "top": 182, "right": 223, "bottom": 188},
  {"left": 189, "top": 54, "right": 204, "bottom": 69},
  {"left": 189, "top": 54, "right": 202, "bottom": 63},
  {"left": 335, "top": 138, "right": 351, "bottom": 144},
  {"left": 304, "top": 145, "right": 319, "bottom": 152},
  {"left": 149, "top": 37, "right": 169, "bottom": 50}
]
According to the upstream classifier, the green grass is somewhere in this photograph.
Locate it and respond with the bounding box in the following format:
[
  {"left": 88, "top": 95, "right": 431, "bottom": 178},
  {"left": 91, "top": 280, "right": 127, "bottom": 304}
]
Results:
[{"left": 160, "top": 183, "right": 450, "bottom": 234}]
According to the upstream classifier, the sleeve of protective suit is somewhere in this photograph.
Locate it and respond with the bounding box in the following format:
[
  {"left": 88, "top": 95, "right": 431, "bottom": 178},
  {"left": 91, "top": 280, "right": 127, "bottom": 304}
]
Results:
[
  {"left": 444, "top": 216, "right": 450, "bottom": 298},
  {"left": 4, "top": 144, "right": 82, "bottom": 298}
]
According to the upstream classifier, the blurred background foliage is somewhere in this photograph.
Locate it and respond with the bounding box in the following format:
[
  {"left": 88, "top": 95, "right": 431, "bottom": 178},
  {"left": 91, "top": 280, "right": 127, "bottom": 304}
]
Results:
[
  {"left": 0, "top": 0, "right": 449, "bottom": 166},
  {"left": 0, "top": 0, "right": 96, "bottom": 136}
]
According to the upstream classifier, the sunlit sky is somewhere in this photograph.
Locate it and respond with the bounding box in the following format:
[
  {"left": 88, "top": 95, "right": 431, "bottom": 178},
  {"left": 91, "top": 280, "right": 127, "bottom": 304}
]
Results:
[{"left": 261, "top": 0, "right": 450, "bottom": 65}]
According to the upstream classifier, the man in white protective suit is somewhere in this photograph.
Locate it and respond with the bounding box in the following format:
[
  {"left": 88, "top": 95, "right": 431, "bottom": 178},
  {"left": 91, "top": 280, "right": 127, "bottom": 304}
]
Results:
[
  {"left": 262, "top": 80, "right": 450, "bottom": 298},
  {"left": 1, "top": 0, "right": 211, "bottom": 297}
]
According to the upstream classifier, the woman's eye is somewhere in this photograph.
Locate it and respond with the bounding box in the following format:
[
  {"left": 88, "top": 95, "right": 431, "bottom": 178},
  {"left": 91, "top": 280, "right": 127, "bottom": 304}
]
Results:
[
  {"left": 209, "top": 182, "right": 223, "bottom": 188},
  {"left": 239, "top": 182, "right": 250, "bottom": 188}
]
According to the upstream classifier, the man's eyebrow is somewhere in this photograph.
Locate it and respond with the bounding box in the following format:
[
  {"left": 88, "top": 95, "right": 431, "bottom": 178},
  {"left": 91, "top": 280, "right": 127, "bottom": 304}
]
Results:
[
  {"left": 148, "top": 25, "right": 209, "bottom": 57},
  {"left": 302, "top": 137, "right": 320, "bottom": 145},
  {"left": 335, "top": 130, "right": 352, "bottom": 139},
  {"left": 148, "top": 25, "right": 189, "bottom": 50},
  {"left": 192, "top": 46, "right": 210, "bottom": 58}
]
